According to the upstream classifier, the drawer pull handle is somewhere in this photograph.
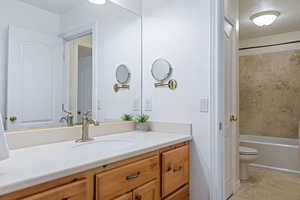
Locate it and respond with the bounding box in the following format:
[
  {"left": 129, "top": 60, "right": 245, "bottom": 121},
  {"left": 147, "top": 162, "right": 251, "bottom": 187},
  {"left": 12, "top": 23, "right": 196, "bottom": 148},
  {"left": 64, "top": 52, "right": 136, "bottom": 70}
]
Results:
[
  {"left": 62, "top": 198, "right": 70, "bottom": 200},
  {"left": 135, "top": 195, "right": 142, "bottom": 200},
  {"left": 126, "top": 171, "right": 140, "bottom": 180},
  {"left": 173, "top": 166, "right": 183, "bottom": 172}
]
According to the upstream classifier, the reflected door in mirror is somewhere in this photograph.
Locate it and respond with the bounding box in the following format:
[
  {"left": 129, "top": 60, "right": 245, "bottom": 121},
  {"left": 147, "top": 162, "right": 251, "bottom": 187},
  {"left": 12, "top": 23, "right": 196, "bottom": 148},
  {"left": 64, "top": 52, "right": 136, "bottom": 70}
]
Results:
[{"left": 7, "top": 26, "right": 64, "bottom": 131}]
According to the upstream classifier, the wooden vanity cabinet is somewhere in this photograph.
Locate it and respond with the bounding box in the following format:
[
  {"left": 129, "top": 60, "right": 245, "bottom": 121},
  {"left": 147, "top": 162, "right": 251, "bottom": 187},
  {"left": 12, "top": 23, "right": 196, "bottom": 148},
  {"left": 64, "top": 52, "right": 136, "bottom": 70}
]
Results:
[
  {"left": 164, "top": 185, "right": 189, "bottom": 200},
  {"left": 161, "top": 145, "right": 189, "bottom": 198},
  {"left": 96, "top": 156, "right": 159, "bottom": 200},
  {"left": 133, "top": 180, "right": 159, "bottom": 200},
  {"left": 21, "top": 179, "right": 89, "bottom": 200},
  {"left": 0, "top": 142, "right": 189, "bottom": 200},
  {"left": 113, "top": 180, "right": 159, "bottom": 200},
  {"left": 114, "top": 193, "right": 132, "bottom": 200}
]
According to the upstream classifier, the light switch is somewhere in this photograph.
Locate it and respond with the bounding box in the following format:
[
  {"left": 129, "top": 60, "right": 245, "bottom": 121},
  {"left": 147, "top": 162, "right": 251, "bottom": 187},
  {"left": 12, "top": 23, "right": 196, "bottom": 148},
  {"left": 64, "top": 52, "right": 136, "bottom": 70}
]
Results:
[
  {"left": 200, "top": 97, "right": 209, "bottom": 113},
  {"left": 144, "top": 99, "right": 152, "bottom": 111}
]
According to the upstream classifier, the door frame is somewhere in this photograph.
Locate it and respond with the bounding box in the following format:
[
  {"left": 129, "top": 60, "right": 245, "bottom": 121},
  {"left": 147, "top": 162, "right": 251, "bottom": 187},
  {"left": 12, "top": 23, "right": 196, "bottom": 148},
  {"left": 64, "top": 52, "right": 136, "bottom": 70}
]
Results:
[
  {"left": 209, "top": 0, "right": 225, "bottom": 199},
  {"left": 59, "top": 22, "right": 99, "bottom": 121},
  {"left": 210, "top": 0, "right": 240, "bottom": 199}
]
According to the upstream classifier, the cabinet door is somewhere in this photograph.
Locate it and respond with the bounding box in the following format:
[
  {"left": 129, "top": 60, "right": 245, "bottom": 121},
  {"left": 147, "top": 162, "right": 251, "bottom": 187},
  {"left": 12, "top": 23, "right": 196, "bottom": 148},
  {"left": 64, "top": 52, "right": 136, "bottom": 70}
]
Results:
[
  {"left": 21, "top": 179, "right": 88, "bottom": 200},
  {"left": 164, "top": 185, "right": 189, "bottom": 200},
  {"left": 133, "top": 180, "right": 159, "bottom": 200},
  {"left": 162, "top": 145, "right": 189, "bottom": 197},
  {"left": 114, "top": 193, "right": 132, "bottom": 200}
]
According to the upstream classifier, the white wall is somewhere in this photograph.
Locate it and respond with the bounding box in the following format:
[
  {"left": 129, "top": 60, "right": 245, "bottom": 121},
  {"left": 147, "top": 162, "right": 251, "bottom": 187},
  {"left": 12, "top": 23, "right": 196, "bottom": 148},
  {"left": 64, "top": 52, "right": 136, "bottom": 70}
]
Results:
[
  {"left": 61, "top": 2, "right": 142, "bottom": 121},
  {"left": 0, "top": 0, "right": 60, "bottom": 123},
  {"left": 240, "top": 30, "right": 300, "bottom": 49},
  {"left": 240, "top": 30, "right": 300, "bottom": 55},
  {"left": 142, "top": 0, "right": 212, "bottom": 199},
  {"left": 111, "top": 0, "right": 142, "bottom": 15}
]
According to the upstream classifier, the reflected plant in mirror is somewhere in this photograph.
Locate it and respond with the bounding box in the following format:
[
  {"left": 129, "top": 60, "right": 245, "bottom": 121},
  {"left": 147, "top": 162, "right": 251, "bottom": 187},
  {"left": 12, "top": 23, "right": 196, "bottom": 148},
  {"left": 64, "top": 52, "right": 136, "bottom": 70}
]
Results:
[
  {"left": 121, "top": 114, "right": 134, "bottom": 121},
  {"left": 1, "top": 0, "right": 142, "bottom": 131}
]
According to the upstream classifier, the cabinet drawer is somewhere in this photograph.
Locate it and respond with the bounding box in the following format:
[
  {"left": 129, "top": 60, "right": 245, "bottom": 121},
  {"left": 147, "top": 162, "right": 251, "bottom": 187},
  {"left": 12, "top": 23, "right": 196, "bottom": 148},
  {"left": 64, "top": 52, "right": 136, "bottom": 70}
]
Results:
[
  {"left": 114, "top": 192, "right": 132, "bottom": 200},
  {"left": 96, "top": 156, "right": 159, "bottom": 200},
  {"left": 164, "top": 185, "right": 189, "bottom": 200},
  {"left": 162, "top": 145, "right": 189, "bottom": 197},
  {"left": 21, "top": 179, "right": 88, "bottom": 200}
]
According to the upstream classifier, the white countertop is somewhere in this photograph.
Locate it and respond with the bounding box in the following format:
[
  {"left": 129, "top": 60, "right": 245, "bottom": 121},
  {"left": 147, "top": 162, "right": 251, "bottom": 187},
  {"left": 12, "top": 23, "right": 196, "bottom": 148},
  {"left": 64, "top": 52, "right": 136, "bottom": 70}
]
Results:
[{"left": 0, "top": 131, "right": 192, "bottom": 195}]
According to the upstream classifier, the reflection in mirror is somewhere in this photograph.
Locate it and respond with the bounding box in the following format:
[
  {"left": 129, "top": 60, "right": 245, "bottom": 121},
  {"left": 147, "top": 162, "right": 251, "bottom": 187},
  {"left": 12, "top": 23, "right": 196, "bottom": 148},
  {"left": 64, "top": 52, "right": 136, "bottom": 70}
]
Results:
[
  {"left": 151, "top": 59, "right": 172, "bottom": 81},
  {"left": 0, "top": 0, "right": 142, "bottom": 131},
  {"left": 67, "top": 34, "right": 93, "bottom": 124},
  {"left": 116, "top": 65, "right": 130, "bottom": 84}
]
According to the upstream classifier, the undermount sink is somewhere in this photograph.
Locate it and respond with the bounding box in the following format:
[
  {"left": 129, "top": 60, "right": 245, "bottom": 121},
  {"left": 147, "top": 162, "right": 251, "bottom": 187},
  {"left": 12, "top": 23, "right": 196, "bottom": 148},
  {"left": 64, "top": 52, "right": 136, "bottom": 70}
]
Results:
[{"left": 72, "top": 139, "right": 136, "bottom": 152}]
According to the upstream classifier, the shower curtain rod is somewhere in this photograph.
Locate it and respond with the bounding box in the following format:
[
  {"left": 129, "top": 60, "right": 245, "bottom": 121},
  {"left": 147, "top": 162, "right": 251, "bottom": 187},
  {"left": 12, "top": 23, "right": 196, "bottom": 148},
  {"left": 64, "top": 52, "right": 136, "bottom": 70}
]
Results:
[{"left": 239, "top": 40, "right": 300, "bottom": 50}]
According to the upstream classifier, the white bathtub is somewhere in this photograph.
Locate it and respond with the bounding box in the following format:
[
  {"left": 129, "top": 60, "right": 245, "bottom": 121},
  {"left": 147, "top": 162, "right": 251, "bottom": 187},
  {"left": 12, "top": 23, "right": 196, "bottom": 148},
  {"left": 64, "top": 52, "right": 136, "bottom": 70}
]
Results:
[{"left": 240, "top": 135, "right": 300, "bottom": 173}]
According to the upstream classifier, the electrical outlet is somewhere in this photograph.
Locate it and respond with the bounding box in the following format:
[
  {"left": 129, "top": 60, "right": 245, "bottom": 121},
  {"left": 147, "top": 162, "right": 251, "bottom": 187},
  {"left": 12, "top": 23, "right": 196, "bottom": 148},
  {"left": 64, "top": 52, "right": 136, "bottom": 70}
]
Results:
[
  {"left": 144, "top": 99, "right": 152, "bottom": 111},
  {"left": 200, "top": 97, "right": 209, "bottom": 113},
  {"left": 132, "top": 99, "right": 140, "bottom": 111},
  {"left": 97, "top": 100, "right": 101, "bottom": 110}
]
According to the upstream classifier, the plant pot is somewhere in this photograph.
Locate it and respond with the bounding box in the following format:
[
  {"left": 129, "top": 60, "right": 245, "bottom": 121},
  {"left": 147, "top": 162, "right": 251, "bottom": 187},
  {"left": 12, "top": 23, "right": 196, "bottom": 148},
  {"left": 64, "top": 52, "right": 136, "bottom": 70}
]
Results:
[{"left": 136, "top": 122, "right": 150, "bottom": 132}]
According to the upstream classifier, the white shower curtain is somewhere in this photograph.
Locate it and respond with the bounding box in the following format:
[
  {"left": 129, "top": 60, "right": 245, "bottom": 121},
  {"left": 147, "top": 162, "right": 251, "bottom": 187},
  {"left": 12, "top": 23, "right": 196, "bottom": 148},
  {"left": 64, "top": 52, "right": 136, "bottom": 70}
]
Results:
[{"left": 0, "top": 113, "right": 9, "bottom": 161}]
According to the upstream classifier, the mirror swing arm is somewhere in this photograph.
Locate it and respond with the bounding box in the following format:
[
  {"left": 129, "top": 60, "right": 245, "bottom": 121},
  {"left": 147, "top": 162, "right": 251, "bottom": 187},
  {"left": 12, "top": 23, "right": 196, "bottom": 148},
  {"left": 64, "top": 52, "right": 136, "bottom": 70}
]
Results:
[
  {"left": 113, "top": 83, "right": 130, "bottom": 92},
  {"left": 154, "top": 79, "right": 178, "bottom": 90}
]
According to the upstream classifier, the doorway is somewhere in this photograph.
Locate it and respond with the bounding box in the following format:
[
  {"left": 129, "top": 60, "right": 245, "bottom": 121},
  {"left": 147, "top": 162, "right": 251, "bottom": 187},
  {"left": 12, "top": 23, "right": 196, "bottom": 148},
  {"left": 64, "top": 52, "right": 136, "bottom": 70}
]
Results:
[{"left": 65, "top": 34, "right": 93, "bottom": 124}]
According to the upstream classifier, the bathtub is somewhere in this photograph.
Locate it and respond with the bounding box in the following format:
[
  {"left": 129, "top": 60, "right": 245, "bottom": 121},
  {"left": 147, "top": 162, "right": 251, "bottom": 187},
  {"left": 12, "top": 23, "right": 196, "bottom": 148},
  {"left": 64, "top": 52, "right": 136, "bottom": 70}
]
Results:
[{"left": 240, "top": 135, "right": 300, "bottom": 173}]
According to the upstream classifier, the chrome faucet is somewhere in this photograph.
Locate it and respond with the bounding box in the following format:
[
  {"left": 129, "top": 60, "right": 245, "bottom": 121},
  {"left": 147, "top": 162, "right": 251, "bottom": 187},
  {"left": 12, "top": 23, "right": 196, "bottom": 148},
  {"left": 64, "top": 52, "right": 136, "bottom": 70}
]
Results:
[
  {"left": 60, "top": 105, "right": 74, "bottom": 126},
  {"left": 76, "top": 111, "right": 99, "bottom": 143}
]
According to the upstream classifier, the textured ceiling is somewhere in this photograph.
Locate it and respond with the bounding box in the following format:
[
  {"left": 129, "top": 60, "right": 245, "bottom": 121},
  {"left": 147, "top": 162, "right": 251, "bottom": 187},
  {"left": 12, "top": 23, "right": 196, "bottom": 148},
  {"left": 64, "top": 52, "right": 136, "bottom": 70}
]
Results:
[
  {"left": 240, "top": 0, "right": 300, "bottom": 40},
  {"left": 18, "top": 0, "right": 85, "bottom": 14}
]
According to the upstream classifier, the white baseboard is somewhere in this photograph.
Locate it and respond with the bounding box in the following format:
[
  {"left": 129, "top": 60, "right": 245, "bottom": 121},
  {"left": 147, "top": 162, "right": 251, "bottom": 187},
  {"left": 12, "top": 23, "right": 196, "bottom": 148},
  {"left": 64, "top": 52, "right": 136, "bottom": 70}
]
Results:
[
  {"left": 250, "top": 163, "right": 300, "bottom": 174},
  {"left": 233, "top": 180, "right": 240, "bottom": 193}
]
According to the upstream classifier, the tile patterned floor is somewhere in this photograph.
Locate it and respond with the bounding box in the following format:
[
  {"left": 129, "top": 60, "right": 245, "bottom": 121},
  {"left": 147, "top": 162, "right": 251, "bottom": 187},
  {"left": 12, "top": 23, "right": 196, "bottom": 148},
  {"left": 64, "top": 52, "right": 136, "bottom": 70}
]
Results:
[{"left": 229, "top": 167, "right": 300, "bottom": 200}]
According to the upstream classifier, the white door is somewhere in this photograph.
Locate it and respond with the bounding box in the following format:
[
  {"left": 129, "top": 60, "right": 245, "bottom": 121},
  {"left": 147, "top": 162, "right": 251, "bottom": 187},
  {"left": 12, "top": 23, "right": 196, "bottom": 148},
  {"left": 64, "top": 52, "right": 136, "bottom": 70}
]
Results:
[
  {"left": 7, "top": 26, "right": 64, "bottom": 130},
  {"left": 224, "top": 19, "right": 237, "bottom": 200}
]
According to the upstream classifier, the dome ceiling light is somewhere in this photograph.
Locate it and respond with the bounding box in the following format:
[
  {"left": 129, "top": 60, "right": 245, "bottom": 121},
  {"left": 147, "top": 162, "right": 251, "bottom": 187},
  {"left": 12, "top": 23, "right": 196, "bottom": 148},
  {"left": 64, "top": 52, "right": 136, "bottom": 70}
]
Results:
[{"left": 250, "top": 11, "right": 280, "bottom": 27}]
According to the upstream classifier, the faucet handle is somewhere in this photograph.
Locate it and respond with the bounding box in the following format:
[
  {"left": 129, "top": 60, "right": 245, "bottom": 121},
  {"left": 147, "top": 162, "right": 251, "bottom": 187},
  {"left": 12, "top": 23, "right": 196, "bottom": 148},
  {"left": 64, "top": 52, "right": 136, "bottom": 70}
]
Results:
[
  {"left": 62, "top": 104, "right": 72, "bottom": 115},
  {"left": 83, "top": 111, "right": 92, "bottom": 118},
  {"left": 92, "top": 120, "right": 100, "bottom": 126}
]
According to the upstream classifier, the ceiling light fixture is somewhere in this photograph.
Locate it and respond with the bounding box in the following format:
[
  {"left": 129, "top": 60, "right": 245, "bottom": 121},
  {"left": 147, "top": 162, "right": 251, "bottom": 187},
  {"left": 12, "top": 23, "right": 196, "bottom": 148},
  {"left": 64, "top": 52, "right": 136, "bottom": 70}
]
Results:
[
  {"left": 89, "top": 0, "right": 106, "bottom": 5},
  {"left": 250, "top": 11, "right": 280, "bottom": 27}
]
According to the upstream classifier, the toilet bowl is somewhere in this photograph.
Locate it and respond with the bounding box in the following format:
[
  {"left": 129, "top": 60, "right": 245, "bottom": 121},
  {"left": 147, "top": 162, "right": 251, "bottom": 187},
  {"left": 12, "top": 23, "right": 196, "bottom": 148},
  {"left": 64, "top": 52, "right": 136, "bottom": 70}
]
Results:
[{"left": 239, "top": 146, "right": 259, "bottom": 180}]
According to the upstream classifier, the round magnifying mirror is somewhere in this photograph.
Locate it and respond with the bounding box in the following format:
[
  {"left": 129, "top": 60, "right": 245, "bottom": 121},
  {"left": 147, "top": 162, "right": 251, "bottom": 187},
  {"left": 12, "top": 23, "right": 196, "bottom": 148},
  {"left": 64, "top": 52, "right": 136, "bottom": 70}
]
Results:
[
  {"left": 151, "top": 59, "right": 172, "bottom": 82},
  {"left": 116, "top": 64, "right": 130, "bottom": 84}
]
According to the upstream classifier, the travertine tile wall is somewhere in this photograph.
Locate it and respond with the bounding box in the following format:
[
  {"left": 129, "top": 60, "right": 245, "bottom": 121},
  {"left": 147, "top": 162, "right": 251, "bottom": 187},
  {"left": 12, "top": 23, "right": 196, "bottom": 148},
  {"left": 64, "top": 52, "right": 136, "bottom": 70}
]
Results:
[{"left": 239, "top": 50, "right": 300, "bottom": 139}]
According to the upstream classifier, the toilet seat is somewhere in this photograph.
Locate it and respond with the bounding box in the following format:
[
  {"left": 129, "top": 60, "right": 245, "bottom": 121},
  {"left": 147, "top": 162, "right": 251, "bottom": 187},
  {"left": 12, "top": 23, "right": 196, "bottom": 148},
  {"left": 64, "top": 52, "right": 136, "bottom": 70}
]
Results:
[{"left": 240, "top": 146, "right": 258, "bottom": 155}]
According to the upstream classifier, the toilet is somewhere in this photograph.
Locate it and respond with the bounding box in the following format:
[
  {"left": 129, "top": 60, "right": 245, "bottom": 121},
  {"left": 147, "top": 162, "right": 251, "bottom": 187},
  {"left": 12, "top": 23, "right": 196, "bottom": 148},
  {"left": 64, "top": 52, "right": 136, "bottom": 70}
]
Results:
[{"left": 239, "top": 146, "right": 259, "bottom": 180}]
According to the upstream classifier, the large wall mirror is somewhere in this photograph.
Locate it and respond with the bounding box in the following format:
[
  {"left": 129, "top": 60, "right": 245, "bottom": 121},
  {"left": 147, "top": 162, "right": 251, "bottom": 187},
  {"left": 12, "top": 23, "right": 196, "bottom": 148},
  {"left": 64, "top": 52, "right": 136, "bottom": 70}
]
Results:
[{"left": 0, "top": 0, "right": 142, "bottom": 131}]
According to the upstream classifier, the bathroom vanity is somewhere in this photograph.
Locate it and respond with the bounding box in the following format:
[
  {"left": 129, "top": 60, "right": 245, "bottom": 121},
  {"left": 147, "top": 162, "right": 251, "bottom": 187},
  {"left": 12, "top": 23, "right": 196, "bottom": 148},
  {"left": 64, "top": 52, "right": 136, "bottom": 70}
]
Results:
[
  {"left": 0, "top": 0, "right": 192, "bottom": 199},
  {"left": 0, "top": 131, "right": 191, "bottom": 200}
]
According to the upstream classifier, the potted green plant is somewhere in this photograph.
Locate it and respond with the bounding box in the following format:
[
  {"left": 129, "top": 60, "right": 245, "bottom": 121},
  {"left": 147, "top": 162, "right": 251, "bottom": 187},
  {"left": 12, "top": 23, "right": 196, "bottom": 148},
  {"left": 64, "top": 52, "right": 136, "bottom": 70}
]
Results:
[
  {"left": 135, "top": 114, "right": 150, "bottom": 131},
  {"left": 121, "top": 114, "right": 134, "bottom": 121}
]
